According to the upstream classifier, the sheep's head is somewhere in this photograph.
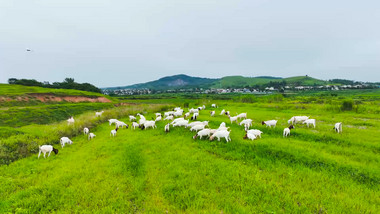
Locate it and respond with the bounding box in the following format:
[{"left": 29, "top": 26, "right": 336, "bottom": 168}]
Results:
[
  {"left": 193, "top": 135, "right": 198, "bottom": 140},
  {"left": 209, "top": 135, "right": 215, "bottom": 141},
  {"left": 261, "top": 121, "right": 265, "bottom": 125},
  {"left": 125, "top": 124, "right": 129, "bottom": 129},
  {"left": 289, "top": 125, "right": 294, "bottom": 129},
  {"left": 53, "top": 148, "right": 59, "bottom": 154},
  {"left": 140, "top": 125, "right": 145, "bottom": 130},
  {"left": 243, "top": 133, "right": 248, "bottom": 139},
  {"left": 115, "top": 127, "right": 119, "bottom": 132}
]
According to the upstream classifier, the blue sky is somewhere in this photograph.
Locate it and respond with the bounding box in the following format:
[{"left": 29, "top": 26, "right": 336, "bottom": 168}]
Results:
[{"left": 1, "top": 0, "right": 379, "bottom": 87}]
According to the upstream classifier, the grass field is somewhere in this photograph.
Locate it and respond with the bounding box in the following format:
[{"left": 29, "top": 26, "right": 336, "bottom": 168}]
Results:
[{"left": 0, "top": 93, "right": 379, "bottom": 212}]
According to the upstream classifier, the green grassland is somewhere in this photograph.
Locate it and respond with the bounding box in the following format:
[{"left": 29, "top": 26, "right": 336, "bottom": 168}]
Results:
[
  {"left": 1, "top": 90, "right": 379, "bottom": 213},
  {"left": 0, "top": 84, "right": 106, "bottom": 97}
]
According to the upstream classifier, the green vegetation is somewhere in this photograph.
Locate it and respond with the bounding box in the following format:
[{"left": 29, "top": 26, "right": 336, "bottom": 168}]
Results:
[
  {"left": 0, "top": 87, "right": 379, "bottom": 212},
  {"left": 8, "top": 77, "right": 102, "bottom": 93}
]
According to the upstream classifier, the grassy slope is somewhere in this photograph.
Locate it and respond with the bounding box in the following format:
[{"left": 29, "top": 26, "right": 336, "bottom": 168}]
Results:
[
  {"left": 0, "top": 84, "right": 106, "bottom": 97},
  {"left": 1, "top": 101, "right": 379, "bottom": 213},
  {"left": 211, "top": 76, "right": 327, "bottom": 88}
]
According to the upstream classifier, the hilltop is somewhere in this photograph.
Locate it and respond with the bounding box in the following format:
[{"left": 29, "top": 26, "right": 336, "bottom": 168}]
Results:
[{"left": 103, "top": 74, "right": 357, "bottom": 92}]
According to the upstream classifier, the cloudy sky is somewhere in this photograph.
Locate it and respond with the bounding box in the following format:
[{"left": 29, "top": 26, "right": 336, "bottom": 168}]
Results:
[{"left": 1, "top": 0, "right": 379, "bottom": 87}]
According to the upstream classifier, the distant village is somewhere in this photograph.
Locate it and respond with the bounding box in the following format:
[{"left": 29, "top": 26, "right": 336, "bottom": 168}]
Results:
[{"left": 102, "top": 83, "right": 378, "bottom": 95}]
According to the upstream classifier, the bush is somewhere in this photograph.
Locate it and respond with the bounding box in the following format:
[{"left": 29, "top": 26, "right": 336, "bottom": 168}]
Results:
[{"left": 341, "top": 100, "right": 354, "bottom": 111}]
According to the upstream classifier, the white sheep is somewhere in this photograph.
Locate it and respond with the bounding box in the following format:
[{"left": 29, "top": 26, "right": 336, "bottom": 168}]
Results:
[
  {"left": 193, "top": 129, "right": 212, "bottom": 139},
  {"left": 174, "top": 110, "right": 183, "bottom": 117},
  {"left": 155, "top": 116, "right": 162, "bottom": 122},
  {"left": 110, "top": 128, "right": 119, "bottom": 137},
  {"left": 239, "top": 119, "right": 253, "bottom": 128},
  {"left": 220, "top": 109, "right": 226, "bottom": 115},
  {"left": 165, "top": 123, "right": 170, "bottom": 132},
  {"left": 171, "top": 117, "right": 185, "bottom": 124},
  {"left": 132, "top": 122, "right": 139, "bottom": 130},
  {"left": 141, "top": 120, "right": 156, "bottom": 130},
  {"left": 246, "top": 129, "right": 263, "bottom": 139},
  {"left": 109, "top": 119, "right": 119, "bottom": 126},
  {"left": 190, "top": 124, "right": 206, "bottom": 132},
  {"left": 116, "top": 121, "right": 128, "bottom": 129},
  {"left": 334, "top": 122, "right": 342, "bottom": 133},
  {"left": 129, "top": 115, "right": 137, "bottom": 121},
  {"left": 38, "top": 145, "right": 58, "bottom": 158},
  {"left": 229, "top": 116, "right": 238, "bottom": 124},
  {"left": 236, "top": 113, "right": 247, "bottom": 120},
  {"left": 164, "top": 111, "right": 174, "bottom": 117},
  {"left": 88, "top": 133, "right": 96, "bottom": 140},
  {"left": 60, "top": 137, "right": 73, "bottom": 148},
  {"left": 139, "top": 118, "right": 146, "bottom": 125},
  {"left": 288, "top": 116, "right": 309, "bottom": 125},
  {"left": 211, "top": 104, "right": 217, "bottom": 108},
  {"left": 303, "top": 119, "right": 316, "bottom": 128},
  {"left": 95, "top": 111, "right": 104, "bottom": 117},
  {"left": 244, "top": 132, "right": 257, "bottom": 141},
  {"left": 164, "top": 115, "right": 174, "bottom": 121},
  {"left": 189, "top": 108, "right": 199, "bottom": 114},
  {"left": 184, "top": 112, "right": 190, "bottom": 118},
  {"left": 155, "top": 113, "right": 162, "bottom": 118},
  {"left": 187, "top": 121, "right": 208, "bottom": 128},
  {"left": 283, "top": 125, "right": 295, "bottom": 137},
  {"left": 172, "top": 119, "right": 189, "bottom": 127},
  {"left": 219, "top": 122, "right": 226, "bottom": 128},
  {"left": 262, "top": 120, "right": 278, "bottom": 128},
  {"left": 210, "top": 111, "right": 215, "bottom": 117},
  {"left": 67, "top": 117, "right": 74, "bottom": 125},
  {"left": 174, "top": 107, "right": 182, "bottom": 111},
  {"left": 83, "top": 127, "right": 89, "bottom": 135},
  {"left": 191, "top": 112, "right": 199, "bottom": 120},
  {"left": 210, "top": 130, "right": 231, "bottom": 142},
  {"left": 225, "top": 111, "right": 230, "bottom": 116}
]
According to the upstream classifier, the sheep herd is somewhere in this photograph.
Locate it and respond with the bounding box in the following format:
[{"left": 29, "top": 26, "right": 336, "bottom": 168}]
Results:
[{"left": 38, "top": 106, "right": 343, "bottom": 159}]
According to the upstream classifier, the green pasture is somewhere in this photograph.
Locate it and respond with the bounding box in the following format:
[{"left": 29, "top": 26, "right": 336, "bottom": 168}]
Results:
[{"left": 0, "top": 98, "right": 379, "bottom": 213}]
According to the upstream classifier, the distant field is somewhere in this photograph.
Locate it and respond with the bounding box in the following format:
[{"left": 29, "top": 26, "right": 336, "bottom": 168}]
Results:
[{"left": 0, "top": 90, "right": 379, "bottom": 212}]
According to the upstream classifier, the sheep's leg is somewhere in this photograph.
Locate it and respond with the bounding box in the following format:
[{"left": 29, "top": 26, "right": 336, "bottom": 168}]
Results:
[
  {"left": 38, "top": 150, "right": 42, "bottom": 159},
  {"left": 43, "top": 152, "right": 46, "bottom": 158},
  {"left": 48, "top": 151, "right": 52, "bottom": 157}
]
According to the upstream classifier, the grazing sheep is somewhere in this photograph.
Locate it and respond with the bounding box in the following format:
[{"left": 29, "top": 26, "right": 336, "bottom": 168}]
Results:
[
  {"left": 288, "top": 116, "right": 309, "bottom": 125},
  {"left": 239, "top": 119, "right": 253, "bottom": 128},
  {"left": 262, "top": 120, "right": 278, "bottom": 128},
  {"left": 283, "top": 125, "right": 295, "bottom": 137},
  {"left": 211, "top": 104, "right": 217, "bottom": 108},
  {"left": 111, "top": 128, "right": 119, "bottom": 137},
  {"left": 138, "top": 118, "right": 146, "bottom": 125},
  {"left": 116, "top": 121, "right": 128, "bottom": 129},
  {"left": 67, "top": 117, "right": 74, "bottom": 125},
  {"left": 60, "top": 137, "right": 73, "bottom": 148},
  {"left": 220, "top": 109, "right": 226, "bottom": 115},
  {"left": 174, "top": 110, "right": 183, "bottom": 117},
  {"left": 236, "top": 113, "right": 247, "bottom": 120},
  {"left": 229, "top": 116, "right": 238, "bottom": 124},
  {"left": 189, "top": 108, "right": 199, "bottom": 114},
  {"left": 165, "top": 123, "right": 170, "bottom": 132},
  {"left": 303, "top": 119, "right": 316, "bottom": 128},
  {"left": 83, "top": 127, "right": 89, "bottom": 135},
  {"left": 210, "top": 130, "right": 231, "bottom": 142},
  {"left": 225, "top": 111, "right": 230, "bottom": 116},
  {"left": 155, "top": 116, "right": 162, "bottom": 122},
  {"left": 88, "top": 133, "right": 96, "bottom": 140},
  {"left": 132, "top": 122, "right": 139, "bottom": 130},
  {"left": 187, "top": 121, "right": 208, "bottom": 128},
  {"left": 219, "top": 122, "right": 226, "bottom": 128},
  {"left": 210, "top": 111, "right": 215, "bottom": 117},
  {"left": 193, "top": 129, "right": 212, "bottom": 140},
  {"left": 190, "top": 124, "right": 206, "bottom": 132},
  {"left": 95, "top": 111, "right": 104, "bottom": 117},
  {"left": 172, "top": 119, "right": 189, "bottom": 127},
  {"left": 155, "top": 113, "right": 162, "bottom": 118},
  {"left": 171, "top": 117, "right": 185, "bottom": 124},
  {"left": 38, "top": 145, "right": 58, "bottom": 158},
  {"left": 334, "top": 122, "right": 343, "bottom": 133},
  {"left": 141, "top": 120, "right": 156, "bottom": 130},
  {"left": 129, "top": 115, "right": 137, "bottom": 121},
  {"left": 109, "top": 119, "right": 119, "bottom": 126},
  {"left": 184, "top": 112, "right": 190, "bottom": 118},
  {"left": 164, "top": 111, "right": 175, "bottom": 117},
  {"left": 191, "top": 113, "right": 199, "bottom": 120},
  {"left": 174, "top": 107, "right": 182, "bottom": 111},
  {"left": 164, "top": 115, "right": 174, "bottom": 121},
  {"left": 243, "top": 132, "right": 257, "bottom": 141},
  {"left": 245, "top": 129, "right": 263, "bottom": 139}
]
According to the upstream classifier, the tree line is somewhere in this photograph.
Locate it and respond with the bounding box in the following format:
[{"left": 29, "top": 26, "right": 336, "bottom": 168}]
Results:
[{"left": 8, "top": 78, "right": 101, "bottom": 93}]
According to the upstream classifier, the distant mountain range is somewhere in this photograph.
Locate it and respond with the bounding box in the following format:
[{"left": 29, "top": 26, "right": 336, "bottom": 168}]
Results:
[{"left": 103, "top": 74, "right": 372, "bottom": 91}]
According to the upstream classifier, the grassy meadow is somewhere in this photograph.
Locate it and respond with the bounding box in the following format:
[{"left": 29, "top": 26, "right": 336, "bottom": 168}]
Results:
[{"left": 0, "top": 89, "right": 380, "bottom": 213}]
